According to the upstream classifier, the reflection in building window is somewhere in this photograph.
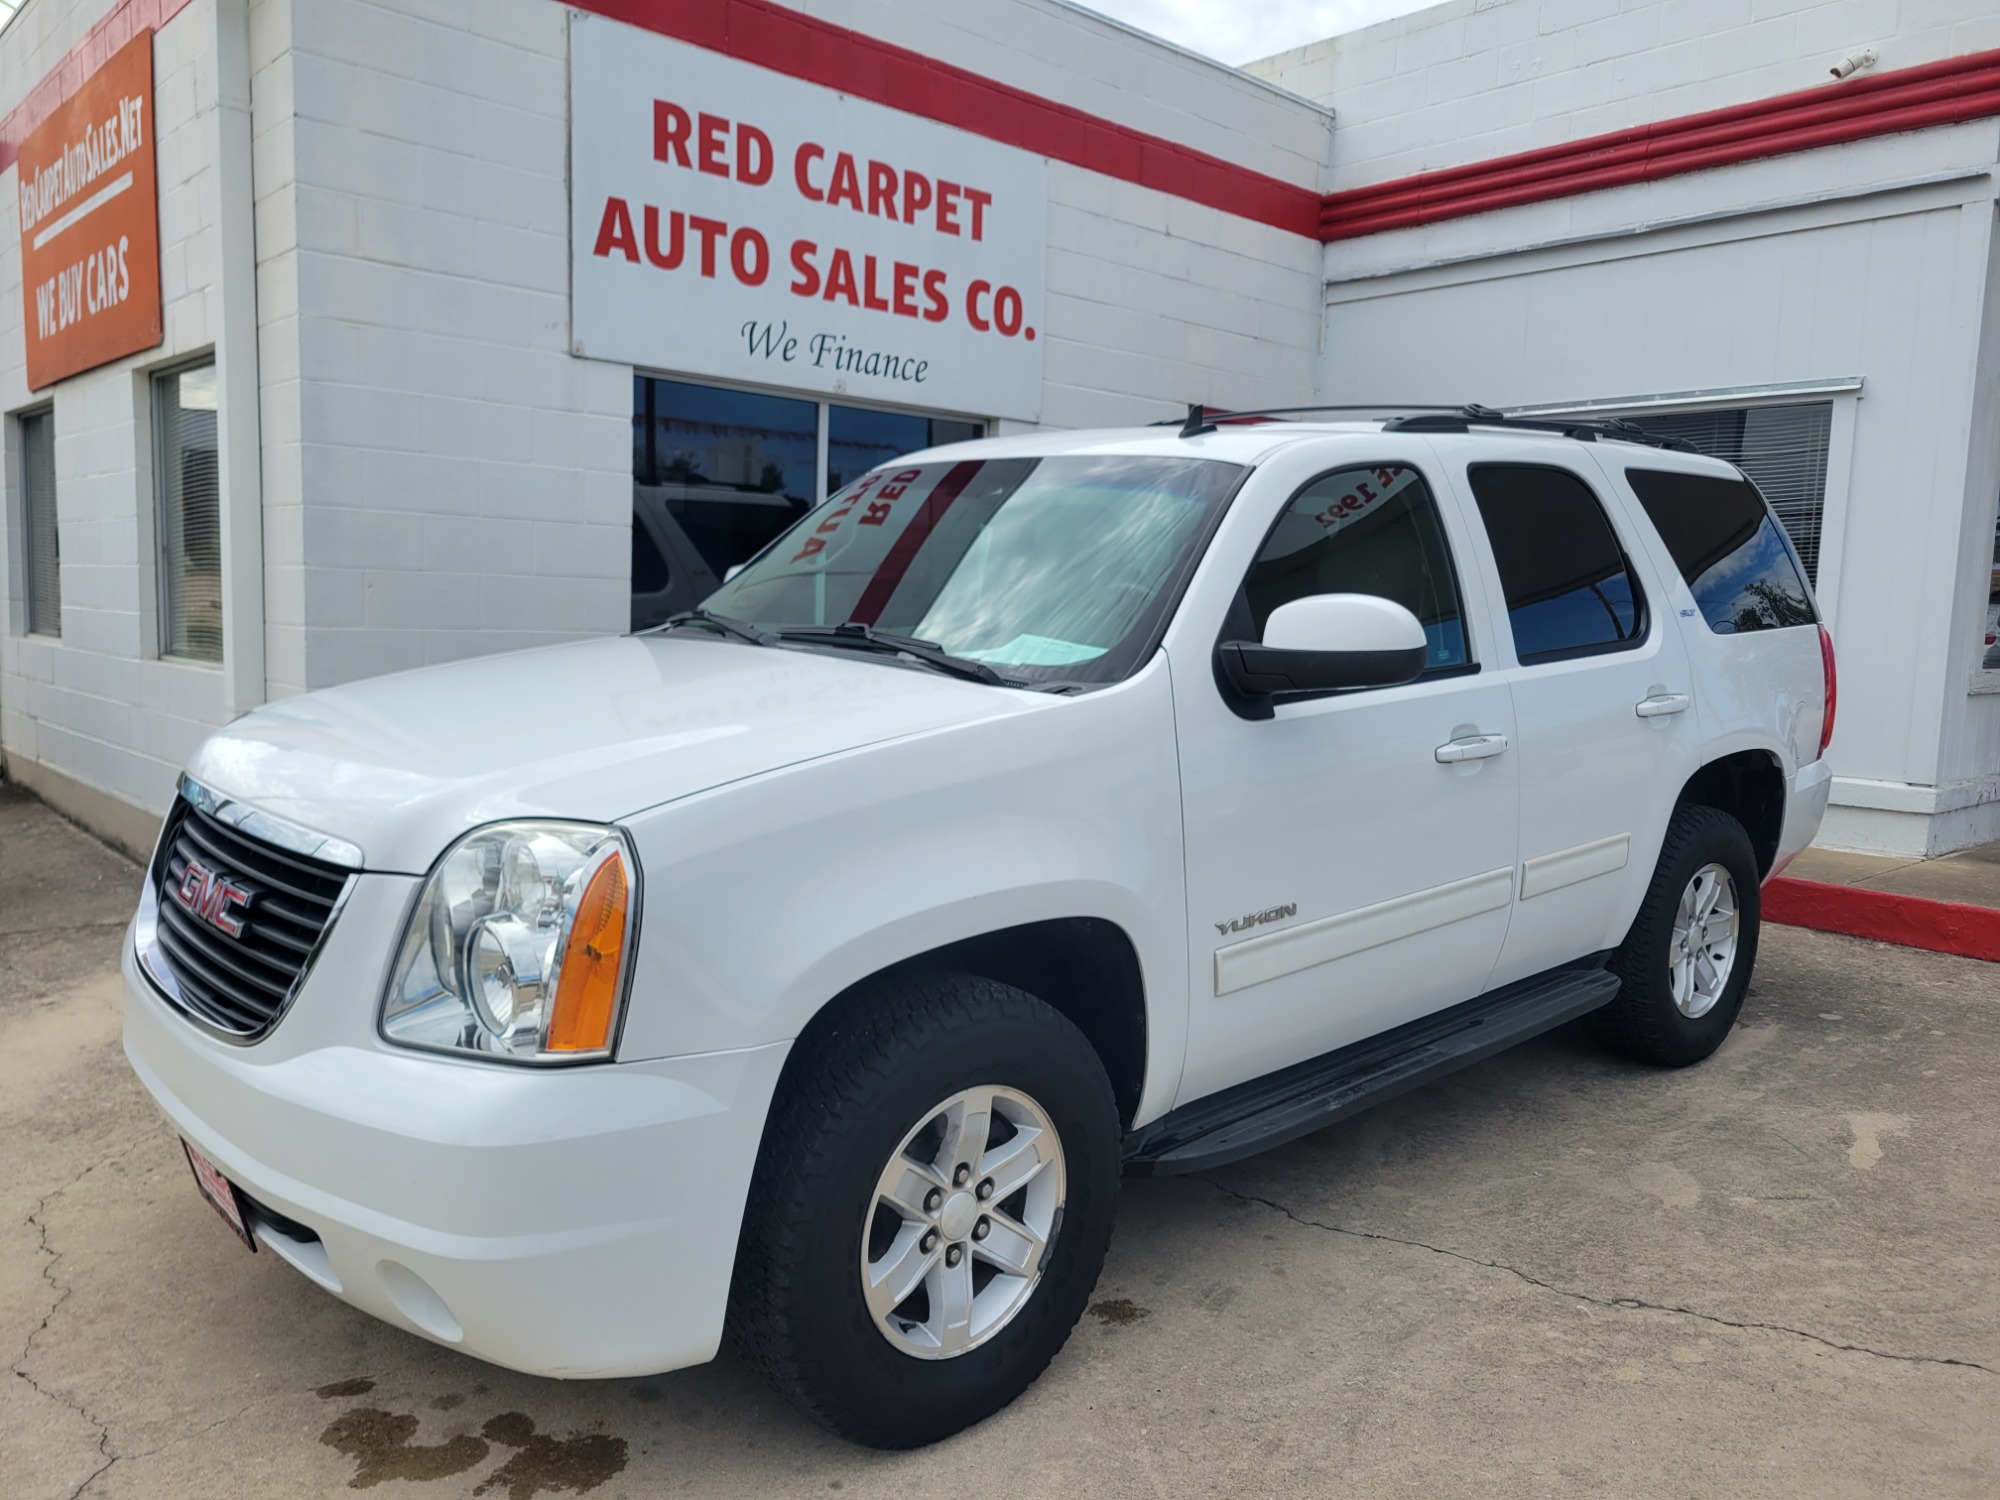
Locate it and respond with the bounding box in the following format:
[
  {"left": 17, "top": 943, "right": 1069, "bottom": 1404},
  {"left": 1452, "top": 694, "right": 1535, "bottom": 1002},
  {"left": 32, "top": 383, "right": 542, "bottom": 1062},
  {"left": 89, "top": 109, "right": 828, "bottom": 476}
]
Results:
[
  {"left": 156, "top": 360, "right": 222, "bottom": 663},
  {"left": 1984, "top": 493, "right": 2000, "bottom": 670},
  {"left": 20, "top": 407, "right": 58, "bottom": 637},
  {"left": 628, "top": 376, "right": 986, "bottom": 633},
  {"left": 632, "top": 376, "right": 817, "bottom": 579},
  {"left": 827, "top": 405, "right": 982, "bottom": 495}
]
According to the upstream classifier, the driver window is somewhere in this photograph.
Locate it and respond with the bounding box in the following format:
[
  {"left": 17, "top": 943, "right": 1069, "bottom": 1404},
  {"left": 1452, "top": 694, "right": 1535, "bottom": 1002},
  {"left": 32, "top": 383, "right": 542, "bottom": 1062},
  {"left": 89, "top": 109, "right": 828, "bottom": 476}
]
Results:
[{"left": 1244, "top": 464, "right": 1472, "bottom": 672}]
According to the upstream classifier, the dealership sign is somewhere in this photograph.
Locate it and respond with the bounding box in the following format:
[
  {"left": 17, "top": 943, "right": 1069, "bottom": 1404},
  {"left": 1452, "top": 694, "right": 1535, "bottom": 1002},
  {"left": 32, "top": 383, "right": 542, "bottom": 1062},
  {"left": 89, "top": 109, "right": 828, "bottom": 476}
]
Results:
[
  {"left": 17, "top": 29, "right": 161, "bottom": 391},
  {"left": 569, "top": 14, "right": 1048, "bottom": 421}
]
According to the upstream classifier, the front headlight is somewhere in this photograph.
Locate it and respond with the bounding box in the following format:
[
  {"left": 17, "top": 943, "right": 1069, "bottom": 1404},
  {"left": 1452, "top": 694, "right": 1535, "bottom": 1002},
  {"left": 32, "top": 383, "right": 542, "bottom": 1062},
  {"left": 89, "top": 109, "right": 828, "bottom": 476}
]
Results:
[{"left": 381, "top": 822, "right": 639, "bottom": 1063}]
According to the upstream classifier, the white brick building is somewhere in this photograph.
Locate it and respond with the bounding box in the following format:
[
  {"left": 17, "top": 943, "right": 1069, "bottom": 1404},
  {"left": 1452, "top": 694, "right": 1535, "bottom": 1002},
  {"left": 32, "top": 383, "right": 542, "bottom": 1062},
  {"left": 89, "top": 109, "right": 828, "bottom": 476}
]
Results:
[
  {"left": 1250, "top": 0, "right": 2000, "bottom": 857},
  {"left": 0, "top": 0, "right": 1997, "bottom": 859}
]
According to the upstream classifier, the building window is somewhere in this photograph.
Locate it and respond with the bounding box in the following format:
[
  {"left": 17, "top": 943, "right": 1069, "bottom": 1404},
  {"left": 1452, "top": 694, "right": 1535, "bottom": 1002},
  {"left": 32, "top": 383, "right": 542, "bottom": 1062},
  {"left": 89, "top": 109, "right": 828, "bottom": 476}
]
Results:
[
  {"left": 1620, "top": 403, "right": 1831, "bottom": 585},
  {"left": 155, "top": 360, "right": 222, "bottom": 662},
  {"left": 826, "top": 404, "right": 983, "bottom": 495},
  {"left": 628, "top": 375, "right": 984, "bottom": 632},
  {"left": 1982, "top": 493, "right": 2000, "bottom": 672},
  {"left": 633, "top": 376, "right": 818, "bottom": 583},
  {"left": 20, "top": 407, "right": 58, "bottom": 637}
]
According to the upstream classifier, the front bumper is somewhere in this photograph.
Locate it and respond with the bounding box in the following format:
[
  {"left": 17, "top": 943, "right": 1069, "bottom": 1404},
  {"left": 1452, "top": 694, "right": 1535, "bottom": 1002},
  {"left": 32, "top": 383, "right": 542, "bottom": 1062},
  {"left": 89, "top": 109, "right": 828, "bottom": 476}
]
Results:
[{"left": 120, "top": 889, "right": 789, "bottom": 1379}]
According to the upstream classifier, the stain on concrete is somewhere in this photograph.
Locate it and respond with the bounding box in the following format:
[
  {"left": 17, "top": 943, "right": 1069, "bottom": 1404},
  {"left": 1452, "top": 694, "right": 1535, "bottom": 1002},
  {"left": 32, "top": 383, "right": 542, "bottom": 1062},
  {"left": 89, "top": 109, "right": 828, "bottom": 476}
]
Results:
[
  {"left": 1089, "top": 1298, "right": 1152, "bottom": 1326},
  {"left": 472, "top": 1412, "right": 628, "bottom": 1499},
  {"left": 1846, "top": 1113, "right": 1911, "bottom": 1169},
  {"left": 319, "top": 1407, "right": 491, "bottom": 1488},
  {"left": 315, "top": 1378, "right": 377, "bottom": 1399},
  {"left": 431, "top": 1393, "right": 465, "bottom": 1411},
  {"left": 1629, "top": 1161, "right": 1702, "bottom": 1208}
]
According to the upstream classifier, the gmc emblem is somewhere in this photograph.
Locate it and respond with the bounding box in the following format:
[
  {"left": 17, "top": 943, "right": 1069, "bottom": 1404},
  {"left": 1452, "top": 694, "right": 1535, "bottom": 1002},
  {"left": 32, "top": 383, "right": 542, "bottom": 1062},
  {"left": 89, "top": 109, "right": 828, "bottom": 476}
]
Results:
[{"left": 173, "top": 857, "right": 251, "bottom": 938}]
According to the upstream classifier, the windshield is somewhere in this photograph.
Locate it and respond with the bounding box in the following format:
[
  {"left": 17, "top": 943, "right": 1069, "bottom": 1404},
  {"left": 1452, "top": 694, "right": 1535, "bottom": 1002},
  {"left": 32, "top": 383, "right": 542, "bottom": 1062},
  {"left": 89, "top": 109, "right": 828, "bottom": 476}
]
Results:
[{"left": 699, "top": 455, "right": 1245, "bottom": 685}]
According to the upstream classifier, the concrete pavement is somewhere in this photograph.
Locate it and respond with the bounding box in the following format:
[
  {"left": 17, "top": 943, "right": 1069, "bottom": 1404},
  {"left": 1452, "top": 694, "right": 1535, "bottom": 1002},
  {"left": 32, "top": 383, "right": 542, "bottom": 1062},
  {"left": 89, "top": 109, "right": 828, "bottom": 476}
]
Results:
[
  {"left": 1787, "top": 838, "right": 2000, "bottom": 908},
  {"left": 4, "top": 781, "right": 1996, "bottom": 1498}
]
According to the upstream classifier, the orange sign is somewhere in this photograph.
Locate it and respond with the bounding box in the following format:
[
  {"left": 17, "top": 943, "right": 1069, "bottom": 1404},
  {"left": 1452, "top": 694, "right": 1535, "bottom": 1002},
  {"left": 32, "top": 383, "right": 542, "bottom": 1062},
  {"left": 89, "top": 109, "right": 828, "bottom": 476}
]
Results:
[{"left": 17, "top": 29, "right": 161, "bottom": 391}]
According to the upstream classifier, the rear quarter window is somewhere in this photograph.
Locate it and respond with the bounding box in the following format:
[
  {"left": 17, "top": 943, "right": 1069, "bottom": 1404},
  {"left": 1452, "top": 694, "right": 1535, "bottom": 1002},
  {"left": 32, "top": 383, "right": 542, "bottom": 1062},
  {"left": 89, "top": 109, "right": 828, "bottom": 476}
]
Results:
[{"left": 1625, "top": 468, "right": 1816, "bottom": 634}]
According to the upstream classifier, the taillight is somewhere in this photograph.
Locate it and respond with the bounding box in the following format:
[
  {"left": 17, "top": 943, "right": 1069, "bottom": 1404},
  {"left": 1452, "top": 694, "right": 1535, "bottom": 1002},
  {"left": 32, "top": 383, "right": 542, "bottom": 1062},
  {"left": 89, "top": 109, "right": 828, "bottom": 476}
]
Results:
[{"left": 1817, "top": 624, "right": 1837, "bottom": 759}]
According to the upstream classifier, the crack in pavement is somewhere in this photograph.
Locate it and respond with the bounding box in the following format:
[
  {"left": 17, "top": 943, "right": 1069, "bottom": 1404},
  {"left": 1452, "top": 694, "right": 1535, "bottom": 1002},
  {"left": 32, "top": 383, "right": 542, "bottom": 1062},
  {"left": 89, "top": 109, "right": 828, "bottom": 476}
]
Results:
[
  {"left": 12, "top": 1135, "right": 153, "bottom": 1500},
  {"left": 72, "top": 1395, "right": 279, "bottom": 1499},
  {"left": 1201, "top": 1178, "right": 1998, "bottom": 1378}
]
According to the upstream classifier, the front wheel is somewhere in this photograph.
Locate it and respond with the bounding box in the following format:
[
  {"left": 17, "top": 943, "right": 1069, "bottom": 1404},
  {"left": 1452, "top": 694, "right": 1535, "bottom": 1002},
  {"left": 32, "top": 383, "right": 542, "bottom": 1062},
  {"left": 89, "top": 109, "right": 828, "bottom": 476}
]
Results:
[
  {"left": 728, "top": 972, "right": 1121, "bottom": 1448},
  {"left": 1593, "top": 803, "right": 1762, "bottom": 1067}
]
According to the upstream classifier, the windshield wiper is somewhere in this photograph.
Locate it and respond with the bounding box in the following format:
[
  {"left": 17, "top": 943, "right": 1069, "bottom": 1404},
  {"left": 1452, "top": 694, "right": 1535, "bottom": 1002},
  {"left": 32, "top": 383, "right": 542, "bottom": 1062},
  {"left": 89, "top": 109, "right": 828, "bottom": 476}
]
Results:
[
  {"left": 656, "top": 608, "right": 778, "bottom": 647},
  {"left": 777, "top": 622, "right": 1018, "bottom": 687}
]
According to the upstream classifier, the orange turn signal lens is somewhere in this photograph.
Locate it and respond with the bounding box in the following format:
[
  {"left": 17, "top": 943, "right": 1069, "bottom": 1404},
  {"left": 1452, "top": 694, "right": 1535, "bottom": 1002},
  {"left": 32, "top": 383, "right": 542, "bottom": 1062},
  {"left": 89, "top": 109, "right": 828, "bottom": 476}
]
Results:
[{"left": 545, "top": 849, "right": 630, "bottom": 1054}]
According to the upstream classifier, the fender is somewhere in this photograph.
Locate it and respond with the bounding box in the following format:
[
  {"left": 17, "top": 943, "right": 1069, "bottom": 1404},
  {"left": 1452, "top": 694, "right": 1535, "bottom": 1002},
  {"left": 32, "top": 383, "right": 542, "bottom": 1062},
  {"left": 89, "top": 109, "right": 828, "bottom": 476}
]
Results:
[{"left": 615, "top": 659, "right": 1192, "bottom": 1126}]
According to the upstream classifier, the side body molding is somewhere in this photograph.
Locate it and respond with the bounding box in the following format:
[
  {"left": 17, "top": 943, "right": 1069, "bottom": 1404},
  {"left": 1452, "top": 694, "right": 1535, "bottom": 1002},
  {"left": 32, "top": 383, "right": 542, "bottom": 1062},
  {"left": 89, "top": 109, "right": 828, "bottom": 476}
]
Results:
[
  {"left": 1520, "top": 833, "right": 1632, "bottom": 901},
  {"left": 1214, "top": 868, "right": 1515, "bottom": 997}
]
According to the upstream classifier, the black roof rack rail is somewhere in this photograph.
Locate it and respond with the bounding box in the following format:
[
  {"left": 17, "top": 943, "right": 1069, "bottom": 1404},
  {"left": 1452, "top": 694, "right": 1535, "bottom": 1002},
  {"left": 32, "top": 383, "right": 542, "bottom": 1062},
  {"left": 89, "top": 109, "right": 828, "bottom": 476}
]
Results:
[
  {"left": 1162, "top": 403, "right": 1465, "bottom": 438},
  {"left": 1162, "top": 401, "right": 1697, "bottom": 451},
  {"left": 1381, "top": 406, "right": 1697, "bottom": 450}
]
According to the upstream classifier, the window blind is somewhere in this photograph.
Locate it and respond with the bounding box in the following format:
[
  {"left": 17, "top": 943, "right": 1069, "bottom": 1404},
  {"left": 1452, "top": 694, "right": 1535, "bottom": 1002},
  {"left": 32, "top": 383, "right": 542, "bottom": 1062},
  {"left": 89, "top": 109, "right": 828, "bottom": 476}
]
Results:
[
  {"left": 157, "top": 362, "right": 222, "bottom": 662},
  {"left": 21, "top": 408, "right": 58, "bottom": 637},
  {"left": 1626, "top": 403, "right": 1831, "bottom": 585}
]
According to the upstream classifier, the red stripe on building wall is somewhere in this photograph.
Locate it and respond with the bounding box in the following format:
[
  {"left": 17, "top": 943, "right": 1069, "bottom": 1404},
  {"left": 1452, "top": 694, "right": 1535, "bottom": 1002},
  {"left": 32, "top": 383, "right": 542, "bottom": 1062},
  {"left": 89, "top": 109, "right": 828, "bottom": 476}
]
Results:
[
  {"left": 1321, "top": 46, "right": 2000, "bottom": 241},
  {"left": 0, "top": 0, "right": 195, "bottom": 173},
  {"left": 567, "top": 0, "right": 1325, "bottom": 237},
  {"left": 1763, "top": 877, "right": 2000, "bottom": 964}
]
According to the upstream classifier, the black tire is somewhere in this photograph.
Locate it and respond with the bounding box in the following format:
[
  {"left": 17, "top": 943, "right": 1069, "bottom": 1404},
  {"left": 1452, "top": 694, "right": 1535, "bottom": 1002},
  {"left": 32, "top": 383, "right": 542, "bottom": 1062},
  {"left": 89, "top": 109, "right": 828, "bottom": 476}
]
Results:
[
  {"left": 728, "top": 971, "right": 1121, "bottom": 1448},
  {"left": 1593, "top": 803, "right": 1762, "bottom": 1067}
]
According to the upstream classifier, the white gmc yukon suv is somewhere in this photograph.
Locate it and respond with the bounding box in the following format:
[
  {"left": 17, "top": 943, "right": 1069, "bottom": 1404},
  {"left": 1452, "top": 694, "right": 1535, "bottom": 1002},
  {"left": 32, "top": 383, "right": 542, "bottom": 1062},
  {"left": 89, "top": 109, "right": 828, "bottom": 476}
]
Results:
[{"left": 123, "top": 407, "right": 1835, "bottom": 1447}]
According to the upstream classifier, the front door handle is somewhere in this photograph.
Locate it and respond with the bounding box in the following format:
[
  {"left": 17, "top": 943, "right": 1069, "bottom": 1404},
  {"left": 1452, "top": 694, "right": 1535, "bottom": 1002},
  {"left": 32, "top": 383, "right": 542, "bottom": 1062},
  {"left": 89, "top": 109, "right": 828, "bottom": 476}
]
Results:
[
  {"left": 1435, "top": 733, "right": 1510, "bottom": 764},
  {"left": 1635, "top": 692, "right": 1691, "bottom": 718}
]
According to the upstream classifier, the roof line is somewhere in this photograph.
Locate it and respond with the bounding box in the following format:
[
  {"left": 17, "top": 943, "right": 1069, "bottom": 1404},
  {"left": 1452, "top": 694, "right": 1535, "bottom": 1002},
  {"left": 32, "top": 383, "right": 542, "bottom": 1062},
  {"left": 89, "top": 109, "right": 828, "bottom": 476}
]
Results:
[
  {"left": 570, "top": 0, "right": 1326, "bottom": 237},
  {"left": 0, "top": 0, "right": 193, "bottom": 173},
  {"left": 1321, "top": 45, "right": 2000, "bottom": 241}
]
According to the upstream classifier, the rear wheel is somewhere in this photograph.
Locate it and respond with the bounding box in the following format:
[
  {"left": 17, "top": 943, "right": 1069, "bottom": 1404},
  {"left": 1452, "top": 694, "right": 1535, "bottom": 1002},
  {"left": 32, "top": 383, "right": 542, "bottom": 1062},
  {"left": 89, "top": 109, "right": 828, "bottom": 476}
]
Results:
[
  {"left": 729, "top": 972, "right": 1120, "bottom": 1448},
  {"left": 1593, "top": 803, "right": 1761, "bottom": 1067}
]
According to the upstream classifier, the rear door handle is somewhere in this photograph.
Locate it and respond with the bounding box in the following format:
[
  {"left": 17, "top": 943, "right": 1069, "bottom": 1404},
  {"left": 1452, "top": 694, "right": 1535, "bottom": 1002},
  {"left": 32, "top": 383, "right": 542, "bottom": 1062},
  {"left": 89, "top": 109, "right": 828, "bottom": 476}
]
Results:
[
  {"left": 1435, "top": 733, "right": 1510, "bottom": 763},
  {"left": 1635, "top": 693, "right": 1691, "bottom": 718}
]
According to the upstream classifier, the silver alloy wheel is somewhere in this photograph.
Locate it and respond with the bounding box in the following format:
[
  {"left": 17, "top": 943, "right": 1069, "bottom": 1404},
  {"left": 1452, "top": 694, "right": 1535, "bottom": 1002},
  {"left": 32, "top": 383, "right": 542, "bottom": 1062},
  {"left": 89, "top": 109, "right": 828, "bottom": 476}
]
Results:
[
  {"left": 861, "top": 1085, "right": 1065, "bottom": 1360},
  {"left": 1670, "top": 861, "right": 1740, "bottom": 1019}
]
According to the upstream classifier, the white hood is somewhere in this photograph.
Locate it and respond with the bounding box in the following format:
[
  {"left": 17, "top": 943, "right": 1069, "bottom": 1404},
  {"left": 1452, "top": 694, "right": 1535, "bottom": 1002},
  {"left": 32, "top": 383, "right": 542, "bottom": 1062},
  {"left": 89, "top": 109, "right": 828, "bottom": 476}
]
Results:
[{"left": 187, "top": 635, "right": 1044, "bottom": 872}]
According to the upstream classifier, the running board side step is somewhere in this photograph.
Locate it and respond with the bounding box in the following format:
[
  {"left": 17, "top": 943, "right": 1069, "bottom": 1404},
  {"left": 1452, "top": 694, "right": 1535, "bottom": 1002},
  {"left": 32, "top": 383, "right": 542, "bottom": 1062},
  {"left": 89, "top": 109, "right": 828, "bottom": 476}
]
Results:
[{"left": 1123, "top": 967, "right": 1621, "bottom": 1176}]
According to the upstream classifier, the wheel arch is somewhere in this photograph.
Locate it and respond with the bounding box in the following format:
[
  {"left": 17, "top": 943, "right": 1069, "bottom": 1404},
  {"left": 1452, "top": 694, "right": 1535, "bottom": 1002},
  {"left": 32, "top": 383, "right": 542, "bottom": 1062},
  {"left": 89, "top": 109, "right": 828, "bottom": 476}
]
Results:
[
  {"left": 1677, "top": 748, "right": 1787, "bottom": 877},
  {"left": 789, "top": 917, "right": 1150, "bottom": 1130}
]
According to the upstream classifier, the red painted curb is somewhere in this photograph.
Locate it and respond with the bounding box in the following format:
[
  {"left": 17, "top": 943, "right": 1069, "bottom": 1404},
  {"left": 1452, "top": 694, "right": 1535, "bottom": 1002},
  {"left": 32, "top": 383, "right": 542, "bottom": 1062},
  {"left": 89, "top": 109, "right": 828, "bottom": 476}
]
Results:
[{"left": 1762, "top": 876, "right": 2000, "bottom": 963}]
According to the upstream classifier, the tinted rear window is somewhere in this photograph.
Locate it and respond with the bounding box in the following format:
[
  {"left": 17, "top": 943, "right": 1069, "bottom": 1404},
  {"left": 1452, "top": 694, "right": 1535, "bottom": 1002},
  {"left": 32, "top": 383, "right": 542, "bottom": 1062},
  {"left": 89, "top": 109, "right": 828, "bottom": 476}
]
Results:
[
  {"left": 1625, "top": 468, "right": 1816, "bottom": 634},
  {"left": 1468, "top": 464, "right": 1645, "bottom": 663}
]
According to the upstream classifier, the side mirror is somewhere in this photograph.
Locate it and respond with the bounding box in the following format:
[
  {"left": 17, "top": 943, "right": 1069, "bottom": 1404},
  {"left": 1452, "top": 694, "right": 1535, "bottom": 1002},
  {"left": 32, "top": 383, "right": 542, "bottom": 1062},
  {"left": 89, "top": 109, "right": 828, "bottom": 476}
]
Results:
[{"left": 1219, "top": 593, "right": 1428, "bottom": 696}]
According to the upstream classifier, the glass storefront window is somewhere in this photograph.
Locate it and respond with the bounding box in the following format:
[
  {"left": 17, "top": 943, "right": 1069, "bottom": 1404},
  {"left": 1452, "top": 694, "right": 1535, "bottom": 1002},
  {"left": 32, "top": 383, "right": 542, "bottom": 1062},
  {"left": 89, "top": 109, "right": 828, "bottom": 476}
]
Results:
[
  {"left": 827, "top": 405, "right": 983, "bottom": 495},
  {"left": 629, "top": 376, "right": 984, "bottom": 633},
  {"left": 633, "top": 376, "right": 818, "bottom": 580}
]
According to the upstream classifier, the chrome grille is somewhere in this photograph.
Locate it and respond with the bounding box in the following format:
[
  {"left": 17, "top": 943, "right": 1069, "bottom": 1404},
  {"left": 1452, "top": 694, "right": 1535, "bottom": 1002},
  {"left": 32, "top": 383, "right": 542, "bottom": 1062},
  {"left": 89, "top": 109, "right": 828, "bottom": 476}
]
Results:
[{"left": 145, "top": 795, "right": 352, "bottom": 1039}]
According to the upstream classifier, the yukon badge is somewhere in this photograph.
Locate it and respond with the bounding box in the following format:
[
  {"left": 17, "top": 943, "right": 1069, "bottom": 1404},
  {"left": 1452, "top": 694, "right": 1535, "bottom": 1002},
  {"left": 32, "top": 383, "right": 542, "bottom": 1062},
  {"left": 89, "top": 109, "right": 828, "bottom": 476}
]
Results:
[{"left": 1215, "top": 903, "right": 1297, "bottom": 938}]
